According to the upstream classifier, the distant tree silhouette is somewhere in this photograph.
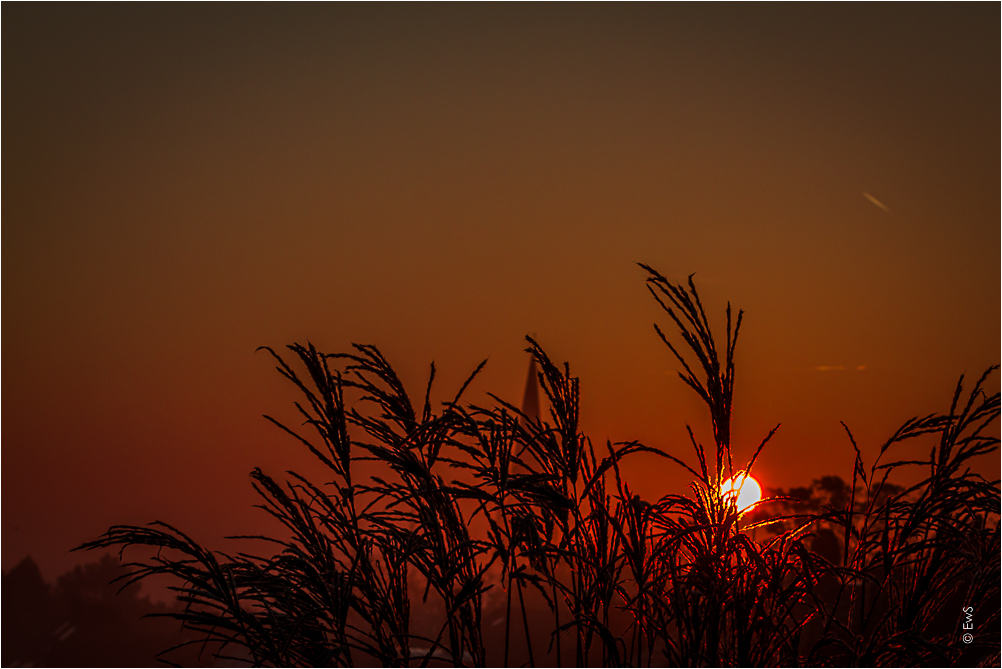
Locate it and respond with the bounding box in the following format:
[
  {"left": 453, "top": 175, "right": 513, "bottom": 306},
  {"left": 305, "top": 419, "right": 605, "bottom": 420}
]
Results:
[
  {"left": 2, "top": 554, "right": 205, "bottom": 667},
  {"left": 3, "top": 556, "right": 61, "bottom": 665},
  {"left": 744, "top": 475, "right": 906, "bottom": 563}
]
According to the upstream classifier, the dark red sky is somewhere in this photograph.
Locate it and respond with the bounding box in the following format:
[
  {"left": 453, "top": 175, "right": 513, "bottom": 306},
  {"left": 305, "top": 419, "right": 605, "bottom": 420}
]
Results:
[{"left": 4, "top": 4, "right": 999, "bottom": 581}]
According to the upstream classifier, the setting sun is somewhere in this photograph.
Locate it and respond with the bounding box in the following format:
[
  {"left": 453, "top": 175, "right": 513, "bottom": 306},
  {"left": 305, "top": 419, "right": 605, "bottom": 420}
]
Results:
[{"left": 721, "top": 472, "right": 762, "bottom": 511}]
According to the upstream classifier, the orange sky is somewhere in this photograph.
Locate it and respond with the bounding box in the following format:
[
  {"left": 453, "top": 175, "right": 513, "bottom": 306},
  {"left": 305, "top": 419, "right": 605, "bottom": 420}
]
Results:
[{"left": 4, "top": 4, "right": 999, "bottom": 580}]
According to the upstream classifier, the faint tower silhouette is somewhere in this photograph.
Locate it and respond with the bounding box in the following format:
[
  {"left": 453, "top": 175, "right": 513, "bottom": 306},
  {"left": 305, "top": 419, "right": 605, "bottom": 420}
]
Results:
[{"left": 520, "top": 355, "right": 540, "bottom": 429}]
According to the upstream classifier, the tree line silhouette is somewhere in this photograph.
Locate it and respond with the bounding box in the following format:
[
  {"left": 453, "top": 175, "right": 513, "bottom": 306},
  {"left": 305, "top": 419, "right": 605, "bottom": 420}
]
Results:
[{"left": 2, "top": 554, "right": 209, "bottom": 667}]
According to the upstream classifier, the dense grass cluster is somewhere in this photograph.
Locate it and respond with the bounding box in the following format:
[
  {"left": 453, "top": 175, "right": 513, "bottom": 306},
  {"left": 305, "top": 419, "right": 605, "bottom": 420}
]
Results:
[{"left": 81, "top": 265, "right": 999, "bottom": 667}]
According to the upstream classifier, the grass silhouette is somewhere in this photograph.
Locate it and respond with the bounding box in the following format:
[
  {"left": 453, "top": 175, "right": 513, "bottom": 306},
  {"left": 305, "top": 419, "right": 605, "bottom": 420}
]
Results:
[{"left": 79, "top": 265, "right": 999, "bottom": 667}]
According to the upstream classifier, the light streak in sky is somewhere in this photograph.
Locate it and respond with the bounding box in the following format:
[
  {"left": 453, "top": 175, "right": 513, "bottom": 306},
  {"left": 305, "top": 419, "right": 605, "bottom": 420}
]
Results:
[{"left": 863, "top": 191, "right": 891, "bottom": 212}]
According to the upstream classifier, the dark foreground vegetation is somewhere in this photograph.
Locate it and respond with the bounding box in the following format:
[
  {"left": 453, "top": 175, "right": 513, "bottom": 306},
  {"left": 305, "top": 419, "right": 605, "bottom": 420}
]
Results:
[{"left": 79, "top": 266, "right": 1000, "bottom": 667}]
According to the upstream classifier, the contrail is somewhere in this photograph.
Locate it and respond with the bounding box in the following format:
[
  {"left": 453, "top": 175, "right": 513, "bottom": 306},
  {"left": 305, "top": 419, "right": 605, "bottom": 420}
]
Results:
[{"left": 863, "top": 191, "right": 890, "bottom": 212}]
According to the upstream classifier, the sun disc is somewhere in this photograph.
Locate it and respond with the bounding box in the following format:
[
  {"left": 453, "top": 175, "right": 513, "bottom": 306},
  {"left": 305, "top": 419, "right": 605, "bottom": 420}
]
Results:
[{"left": 720, "top": 472, "right": 761, "bottom": 511}]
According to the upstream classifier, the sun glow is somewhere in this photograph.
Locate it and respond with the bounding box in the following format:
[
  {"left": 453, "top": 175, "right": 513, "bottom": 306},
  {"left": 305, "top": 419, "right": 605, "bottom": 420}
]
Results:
[{"left": 720, "top": 472, "right": 762, "bottom": 511}]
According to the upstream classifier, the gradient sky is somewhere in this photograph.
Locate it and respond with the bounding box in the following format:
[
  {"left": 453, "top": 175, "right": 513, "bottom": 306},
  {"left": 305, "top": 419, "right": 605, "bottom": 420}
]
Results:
[{"left": 4, "top": 4, "right": 999, "bottom": 580}]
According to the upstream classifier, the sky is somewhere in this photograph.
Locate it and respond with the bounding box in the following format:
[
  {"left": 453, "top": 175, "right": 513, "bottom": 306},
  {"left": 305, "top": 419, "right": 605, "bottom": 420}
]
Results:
[{"left": 4, "top": 4, "right": 999, "bottom": 580}]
